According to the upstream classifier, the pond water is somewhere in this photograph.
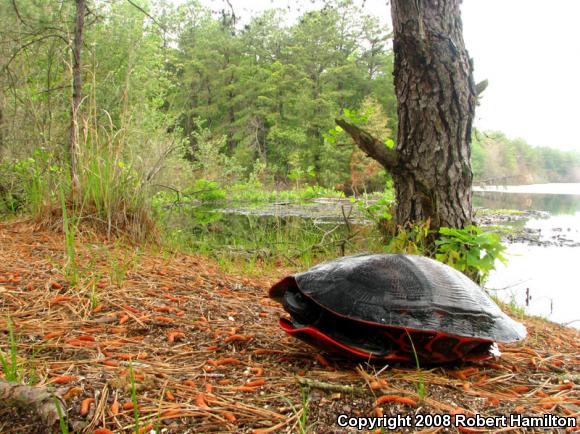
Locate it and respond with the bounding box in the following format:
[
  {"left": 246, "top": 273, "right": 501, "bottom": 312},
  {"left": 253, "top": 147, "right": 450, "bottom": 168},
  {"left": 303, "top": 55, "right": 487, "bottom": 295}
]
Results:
[
  {"left": 474, "top": 183, "right": 580, "bottom": 328},
  {"left": 473, "top": 183, "right": 580, "bottom": 215},
  {"left": 165, "top": 183, "right": 580, "bottom": 328}
]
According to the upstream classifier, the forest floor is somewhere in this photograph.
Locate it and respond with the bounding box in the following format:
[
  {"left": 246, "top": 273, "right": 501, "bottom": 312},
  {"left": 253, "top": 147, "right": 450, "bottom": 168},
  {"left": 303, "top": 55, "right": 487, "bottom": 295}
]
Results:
[{"left": 0, "top": 220, "right": 578, "bottom": 434}]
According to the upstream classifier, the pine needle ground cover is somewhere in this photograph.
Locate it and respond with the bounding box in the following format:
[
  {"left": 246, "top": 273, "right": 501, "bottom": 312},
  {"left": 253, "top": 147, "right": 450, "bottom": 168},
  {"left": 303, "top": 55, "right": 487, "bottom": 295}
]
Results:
[{"left": 0, "top": 221, "right": 578, "bottom": 433}]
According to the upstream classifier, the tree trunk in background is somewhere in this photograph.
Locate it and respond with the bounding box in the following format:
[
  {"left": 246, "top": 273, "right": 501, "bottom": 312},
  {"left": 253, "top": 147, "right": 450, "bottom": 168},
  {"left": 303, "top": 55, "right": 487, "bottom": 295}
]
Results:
[
  {"left": 337, "top": 0, "right": 476, "bottom": 231},
  {"left": 391, "top": 0, "right": 475, "bottom": 229},
  {"left": 0, "top": 94, "right": 4, "bottom": 150},
  {"left": 69, "top": 0, "right": 86, "bottom": 191}
]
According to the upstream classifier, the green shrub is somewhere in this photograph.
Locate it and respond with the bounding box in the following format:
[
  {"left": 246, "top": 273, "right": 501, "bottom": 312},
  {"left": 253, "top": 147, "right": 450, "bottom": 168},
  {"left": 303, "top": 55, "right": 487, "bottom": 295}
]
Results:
[
  {"left": 0, "top": 148, "right": 61, "bottom": 215},
  {"left": 184, "top": 179, "right": 226, "bottom": 202},
  {"left": 386, "top": 221, "right": 432, "bottom": 256},
  {"left": 353, "top": 195, "right": 394, "bottom": 224},
  {"left": 436, "top": 225, "right": 507, "bottom": 284},
  {"left": 359, "top": 208, "right": 506, "bottom": 284}
]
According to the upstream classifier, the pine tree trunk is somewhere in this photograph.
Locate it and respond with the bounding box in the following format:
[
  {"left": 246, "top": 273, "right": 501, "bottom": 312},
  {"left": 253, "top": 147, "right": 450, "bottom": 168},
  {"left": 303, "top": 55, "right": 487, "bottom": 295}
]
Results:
[
  {"left": 0, "top": 95, "right": 4, "bottom": 149},
  {"left": 390, "top": 0, "right": 475, "bottom": 229},
  {"left": 69, "top": 0, "right": 85, "bottom": 191},
  {"left": 337, "top": 0, "right": 476, "bottom": 231}
]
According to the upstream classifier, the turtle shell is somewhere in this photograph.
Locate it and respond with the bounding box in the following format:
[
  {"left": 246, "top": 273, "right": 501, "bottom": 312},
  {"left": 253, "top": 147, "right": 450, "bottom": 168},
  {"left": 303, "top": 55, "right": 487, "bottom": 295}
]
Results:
[{"left": 269, "top": 254, "right": 527, "bottom": 363}]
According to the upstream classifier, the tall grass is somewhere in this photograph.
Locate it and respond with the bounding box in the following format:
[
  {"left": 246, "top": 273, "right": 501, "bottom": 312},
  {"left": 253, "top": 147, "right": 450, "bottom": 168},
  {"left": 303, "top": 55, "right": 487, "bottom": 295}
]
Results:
[
  {"left": 0, "top": 65, "right": 160, "bottom": 242},
  {"left": 0, "top": 148, "right": 60, "bottom": 216},
  {"left": 0, "top": 128, "right": 158, "bottom": 243},
  {"left": 405, "top": 330, "right": 426, "bottom": 399},
  {"left": 53, "top": 397, "right": 70, "bottom": 434},
  {"left": 128, "top": 362, "right": 141, "bottom": 433},
  {"left": 281, "top": 386, "right": 311, "bottom": 434},
  {"left": 60, "top": 188, "right": 80, "bottom": 285},
  {"left": 0, "top": 317, "right": 20, "bottom": 382},
  {"left": 160, "top": 209, "right": 387, "bottom": 272},
  {"left": 75, "top": 116, "right": 156, "bottom": 241}
]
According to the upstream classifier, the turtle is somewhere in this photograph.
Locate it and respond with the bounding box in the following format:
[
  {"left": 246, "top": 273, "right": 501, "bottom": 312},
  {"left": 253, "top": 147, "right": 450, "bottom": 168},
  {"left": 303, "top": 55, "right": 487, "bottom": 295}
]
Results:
[{"left": 269, "top": 253, "right": 527, "bottom": 363}]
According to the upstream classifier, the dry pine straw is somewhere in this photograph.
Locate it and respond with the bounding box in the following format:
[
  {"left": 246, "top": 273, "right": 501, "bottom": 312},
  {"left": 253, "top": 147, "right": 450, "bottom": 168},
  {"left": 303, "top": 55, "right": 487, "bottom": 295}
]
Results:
[{"left": 0, "top": 220, "right": 578, "bottom": 434}]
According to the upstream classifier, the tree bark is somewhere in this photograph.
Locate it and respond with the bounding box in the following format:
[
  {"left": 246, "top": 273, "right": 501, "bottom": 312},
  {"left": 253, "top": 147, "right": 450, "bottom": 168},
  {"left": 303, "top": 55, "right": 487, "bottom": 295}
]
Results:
[
  {"left": 0, "top": 93, "right": 4, "bottom": 150},
  {"left": 335, "top": 118, "right": 399, "bottom": 170},
  {"left": 391, "top": 0, "right": 475, "bottom": 229},
  {"left": 338, "top": 0, "right": 475, "bottom": 231},
  {"left": 69, "top": 0, "right": 86, "bottom": 191}
]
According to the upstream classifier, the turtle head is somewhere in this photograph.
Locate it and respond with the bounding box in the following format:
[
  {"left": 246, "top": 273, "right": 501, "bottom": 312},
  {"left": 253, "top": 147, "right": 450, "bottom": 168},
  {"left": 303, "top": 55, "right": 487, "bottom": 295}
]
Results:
[
  {"left": 270, "top": 276, "right": 323, "bottom": 327},
  {"left": 283, "top": 287, "right": 323, "bottom": 327}
]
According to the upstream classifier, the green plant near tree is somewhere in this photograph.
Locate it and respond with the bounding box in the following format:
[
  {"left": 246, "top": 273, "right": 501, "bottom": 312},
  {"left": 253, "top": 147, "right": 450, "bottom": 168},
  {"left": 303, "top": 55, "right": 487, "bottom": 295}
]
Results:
[
  {"left": 436, "top": 225, "right": 507, "bottom": 284},
  {"left": 356, "top": 196, "right": 508, "bottom": 283},
  {"left": 386, "top": 221, "right": 433, "bottom": 256}
]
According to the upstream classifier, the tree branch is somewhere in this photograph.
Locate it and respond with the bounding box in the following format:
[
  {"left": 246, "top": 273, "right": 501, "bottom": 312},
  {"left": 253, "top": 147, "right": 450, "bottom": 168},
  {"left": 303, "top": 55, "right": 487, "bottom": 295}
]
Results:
[
  {"left": 11, "top": 0, "right": 26, "bottom": 26},
  {"left": 335, "top": 118, "right": 400, "bottom": 172},
  {"left": 2, "top": 34, "right": 70, "bottom": 72},
  {"left": 126, "top": 0, "right": 167, "bottom": 32},
  {"left": 224, "top": 0, "right": 236, "bottom": 25},
  {"left": 296, "top": 377, "right": 367, "bottom": 395}
]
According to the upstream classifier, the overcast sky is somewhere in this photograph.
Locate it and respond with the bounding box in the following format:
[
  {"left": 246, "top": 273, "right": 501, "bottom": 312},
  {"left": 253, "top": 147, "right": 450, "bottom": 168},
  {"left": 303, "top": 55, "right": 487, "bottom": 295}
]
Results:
[{"left": 195, "top": 0, "right": 580, "bottom": 152}]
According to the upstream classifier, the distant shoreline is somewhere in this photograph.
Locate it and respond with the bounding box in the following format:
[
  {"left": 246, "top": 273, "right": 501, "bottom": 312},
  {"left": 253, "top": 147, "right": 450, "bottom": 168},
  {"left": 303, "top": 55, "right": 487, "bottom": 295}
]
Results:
[{"left": 473, "top": 183, "right": 580, "bottom": 195}]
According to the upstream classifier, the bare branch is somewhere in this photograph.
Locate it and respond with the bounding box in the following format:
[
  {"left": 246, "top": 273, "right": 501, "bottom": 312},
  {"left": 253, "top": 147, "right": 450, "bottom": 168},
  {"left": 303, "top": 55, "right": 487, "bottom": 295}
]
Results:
[
  {"left": 2, "top": 34, "right": 70, "bottom": 72},
  {"left": 142, "top": 139, "right": 178, "bottom": 185},
  {"left": 10, "top": 0, "right": 26, "bottom": 26},
  {"left": 335, "top": 118, "right": 399, "bottom": 172},
  {"left": 126, "top": 0, "right": 167, "bottom": 32},
  {"left": 224, "top": 0, "right": 236, "bottom": 25}
]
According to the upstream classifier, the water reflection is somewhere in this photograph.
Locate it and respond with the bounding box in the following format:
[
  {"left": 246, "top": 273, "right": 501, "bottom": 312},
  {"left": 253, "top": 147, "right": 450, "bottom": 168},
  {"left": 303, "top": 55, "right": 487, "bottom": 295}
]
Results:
[
  {"left": 486, "top": 244, "right": 579, "bottom": 328},
  {"left": 161, "top": 205, "right": 383, "bottom": 263},
  {"left": 477, "top": 185, "right": 580, "bottom": 328},
  {"left": 474, "top": 191, "right": 580, "bottom": 215}
]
